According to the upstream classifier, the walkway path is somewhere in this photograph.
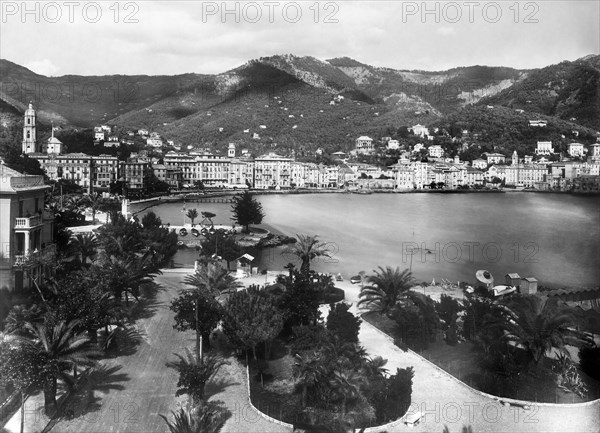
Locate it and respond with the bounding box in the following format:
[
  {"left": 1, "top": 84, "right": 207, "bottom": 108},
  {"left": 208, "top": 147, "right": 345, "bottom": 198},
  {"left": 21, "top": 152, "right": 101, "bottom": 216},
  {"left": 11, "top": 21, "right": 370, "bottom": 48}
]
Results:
[{"left": 2, "top": 270, "right": 289, "bottom": 433}]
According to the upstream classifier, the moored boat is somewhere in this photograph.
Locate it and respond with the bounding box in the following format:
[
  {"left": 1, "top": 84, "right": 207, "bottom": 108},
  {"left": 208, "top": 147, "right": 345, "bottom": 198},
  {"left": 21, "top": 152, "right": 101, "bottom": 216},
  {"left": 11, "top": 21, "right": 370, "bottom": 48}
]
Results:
[
  {"left": 191, "top": 228, "right": 200, "bottom": 237},
  {"left": 179, "top": 228, "right": 188, "bottom": 236}
]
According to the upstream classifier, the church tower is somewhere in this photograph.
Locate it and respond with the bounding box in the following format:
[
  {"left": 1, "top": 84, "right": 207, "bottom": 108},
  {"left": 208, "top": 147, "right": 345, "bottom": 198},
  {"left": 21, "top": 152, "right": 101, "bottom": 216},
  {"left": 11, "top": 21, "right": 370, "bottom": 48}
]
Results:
[
  {"left": 512, "top": 150, "right": 518, "bottom": 166},
  {"left": 22, "top": 102, "right": 37, "bottom": 154}
]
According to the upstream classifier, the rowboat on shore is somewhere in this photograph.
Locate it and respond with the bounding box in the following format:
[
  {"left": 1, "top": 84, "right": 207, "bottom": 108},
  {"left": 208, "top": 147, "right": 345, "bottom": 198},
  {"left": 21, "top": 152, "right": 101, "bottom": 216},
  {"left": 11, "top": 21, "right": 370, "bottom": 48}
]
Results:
[
  {"left": 179, "top": 228, "right": 188, "bottom": 236},
  {"left": 191, "top": 228, "right": 200, "bottom": 237}
]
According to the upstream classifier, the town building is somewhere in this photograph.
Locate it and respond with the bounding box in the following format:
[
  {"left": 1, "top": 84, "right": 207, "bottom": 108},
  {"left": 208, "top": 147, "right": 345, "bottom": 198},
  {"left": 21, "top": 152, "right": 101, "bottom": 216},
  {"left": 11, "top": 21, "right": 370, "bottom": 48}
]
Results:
[
  {"left": 428, "top": 145, "right": 444, "bottom": 158},
  {"left": 590, "top": 144, "right": 600, "bottom": 163},
  {"left": 0, "top": 165, "right": 54, "bottom": 292},
  {"left": 568, "top": 143, "right": 585, "bottom": 158},
  {"left": 472, "top": 159, "right": 487, "bottom": 169},
  {"left": 483, "top": 152, "right": 506, "bottom": 164},
  {"left": 536, "top": 141, "right": 554, "bottom": 155},
  {"left": 254, "top": 153, "right": 292, "bottom": 189},
  {"left": 529, "top": 120, "right": 548, "bottom": 127},
  {"left": 410, "top": 124, "right": 430, "bottom": 138},
  {"left": 355, "top": 136, "right": 374, "bottom": 154},
  {"left": 386, "top": 140, "right": 400, "bottom": 150}
]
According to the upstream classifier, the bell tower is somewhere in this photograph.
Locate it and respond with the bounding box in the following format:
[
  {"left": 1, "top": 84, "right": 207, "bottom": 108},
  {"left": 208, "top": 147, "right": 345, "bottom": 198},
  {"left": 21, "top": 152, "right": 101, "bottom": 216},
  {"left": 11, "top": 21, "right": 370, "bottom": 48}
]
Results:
[{"left": 22, "top": 102, "right": 37, "bottom": 154}]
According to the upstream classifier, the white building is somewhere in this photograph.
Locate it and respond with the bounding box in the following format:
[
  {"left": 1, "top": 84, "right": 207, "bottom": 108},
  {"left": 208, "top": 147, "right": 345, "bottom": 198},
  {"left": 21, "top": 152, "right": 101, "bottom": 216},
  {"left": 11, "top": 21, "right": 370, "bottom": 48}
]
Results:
[
  {"left": 410, "top": 124, "right": 430, "bottom": 138},
  {"left": 536, "top": 141, "right": 554, "bottom": 155},
  {"left": 254, "top": 153, "right": 292, "bottom": 189},
  {"left": 355, "top": 136, "right": 374, "bottom": 154},
  {"left": 387, "top": 140, "right": 400, "bottom": 150},
  {"left": 568, "top": 143, "right": 585, "bottom": 158},
  {"left": 428, "top": 145, "right": 444, "bottom": 158},
  {"left": 472, "top": 159, "right": 487, "bottom": 169}
]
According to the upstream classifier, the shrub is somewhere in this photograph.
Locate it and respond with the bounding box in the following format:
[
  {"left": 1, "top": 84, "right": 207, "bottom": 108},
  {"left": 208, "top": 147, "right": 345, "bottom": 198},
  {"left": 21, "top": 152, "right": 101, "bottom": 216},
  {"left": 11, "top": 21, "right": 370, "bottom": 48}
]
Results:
[
  {"left": 579, "top": 346, "right": 600, "bottom": 381},
  {"left": 377, "top": 367, "right": 414, "bottom": 422},
  {"left": 291, "top": 324, "right": 330, "bottom": 354},
  {"left": 326, "top": 303, "right": 361, "bottom": 344}
]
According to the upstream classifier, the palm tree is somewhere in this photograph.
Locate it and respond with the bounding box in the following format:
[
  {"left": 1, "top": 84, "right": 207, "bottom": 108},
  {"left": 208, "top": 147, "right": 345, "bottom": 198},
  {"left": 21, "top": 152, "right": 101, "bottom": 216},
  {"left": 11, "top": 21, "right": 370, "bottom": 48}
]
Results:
[
  {"left": 69, "top": 232, "right": 99, "bottom": 266},
  {"left": 85, "top": 192, "right": 103, "bottom": 224},
  {"left": 284, "top": 234, "right": 331, "bottom": 276},
  {"left": 160, "top": 402, "right": 228, "bottom": 433},
  {"left": 328, "top": 369, "right": 365, "bottom": 415},
  {"left": 186, "top": 208, "right": 199, "bottom": 226},
  {"left": 166, "top": 349, "right": 229, "bottom": 405},
  {"left": 357, "top": 266, "right": 414, "bottom": 315},
  {"left": 184, "top": 261, "right": 241, "bottom": 361},
  {"left": 484, "top": 295, "right": 577, "bottom": 365},
  {"left": 24, "top": 320, "right": 100, "bottom": 414},
  {"left": 365, "top": 356, "right": 388, "bottom": 378},
  {"left": 100, "top": 253, "right": 160, "bottom": 304},
  {"left": 200, "top": 212, "right": 216, "bottom": 228},
  {"left": 294, "top": 352, "right": 325, "bottom": 407}
]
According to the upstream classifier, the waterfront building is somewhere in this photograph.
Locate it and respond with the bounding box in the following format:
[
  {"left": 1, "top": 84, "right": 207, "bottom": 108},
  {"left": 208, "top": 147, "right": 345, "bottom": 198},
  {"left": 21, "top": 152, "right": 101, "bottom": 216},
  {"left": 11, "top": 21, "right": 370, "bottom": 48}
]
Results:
[
  {"left": 0, "top": 165, "right": 54, "bottom": 292},
  {"left": 254, "top": 153, "right": 292, "bottom": 189},
  {"left": 121, "top": 155, "right": 152, "bottom": 192},
  {"left": 572, "top": 175, "right": 600, "bottom": 193},
  {"left": 228, "top": 158, "right": 253, "bottom": 188}
]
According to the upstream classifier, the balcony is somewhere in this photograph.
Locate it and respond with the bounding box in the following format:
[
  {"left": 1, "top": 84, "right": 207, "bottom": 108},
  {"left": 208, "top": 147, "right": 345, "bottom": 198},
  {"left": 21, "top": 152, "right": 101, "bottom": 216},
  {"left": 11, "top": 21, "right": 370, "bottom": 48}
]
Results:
[
  {"left": 14, "top": 215, "right": 42, "bottom": 229},
  {"left": 13, "top": 244, "right": 55, "bottom": 268}
]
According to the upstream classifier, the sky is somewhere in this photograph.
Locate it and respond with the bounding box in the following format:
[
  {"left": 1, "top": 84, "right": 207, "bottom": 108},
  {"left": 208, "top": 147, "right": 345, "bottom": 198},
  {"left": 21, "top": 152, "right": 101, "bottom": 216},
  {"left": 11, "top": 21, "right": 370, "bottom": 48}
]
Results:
[{"left": 1, "top": 1, "right": 598, "bottom": 76}]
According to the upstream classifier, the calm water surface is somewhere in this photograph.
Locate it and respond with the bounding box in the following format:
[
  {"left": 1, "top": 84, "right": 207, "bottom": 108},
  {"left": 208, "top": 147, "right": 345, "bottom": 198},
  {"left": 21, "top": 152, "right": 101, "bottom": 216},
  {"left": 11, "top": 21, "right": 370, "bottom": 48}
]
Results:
[{"left": 132, "top": 193, "right": 600, "bottom": 289}]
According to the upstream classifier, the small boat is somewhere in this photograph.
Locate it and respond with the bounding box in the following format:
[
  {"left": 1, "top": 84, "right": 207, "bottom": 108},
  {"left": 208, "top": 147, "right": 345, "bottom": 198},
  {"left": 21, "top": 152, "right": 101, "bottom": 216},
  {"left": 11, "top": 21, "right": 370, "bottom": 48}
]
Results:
[
  {"left": 336, "top": 273, "right": 343, "bottom": 281},
  {"left": 177, "top": 241, "right": 185, "bottom": 247},
  {"left": 179, "top": 228, "right": 188, "bottom": 236},
  {"left": 191, "top": 228, "right": 200, "bottom": 237},
  {"left": 201, "top": 228, "right": 209, "bottom": 236},
  {"left": 350, "top": 275, "right": 362, "bottom": 284}
]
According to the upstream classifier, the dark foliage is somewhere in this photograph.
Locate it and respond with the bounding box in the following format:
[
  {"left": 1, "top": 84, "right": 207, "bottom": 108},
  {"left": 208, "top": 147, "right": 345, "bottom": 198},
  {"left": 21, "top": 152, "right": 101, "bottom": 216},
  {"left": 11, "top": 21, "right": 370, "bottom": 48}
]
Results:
[{"left": 326, "top": 302, "right": 361, "bottom": 344}]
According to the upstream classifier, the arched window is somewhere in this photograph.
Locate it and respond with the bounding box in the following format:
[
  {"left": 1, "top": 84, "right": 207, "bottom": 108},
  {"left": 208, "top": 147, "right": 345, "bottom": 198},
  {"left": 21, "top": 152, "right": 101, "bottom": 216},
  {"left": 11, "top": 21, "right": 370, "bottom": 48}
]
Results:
[{"left": 27, "top": 131, "right": 30, "bottom": 139}]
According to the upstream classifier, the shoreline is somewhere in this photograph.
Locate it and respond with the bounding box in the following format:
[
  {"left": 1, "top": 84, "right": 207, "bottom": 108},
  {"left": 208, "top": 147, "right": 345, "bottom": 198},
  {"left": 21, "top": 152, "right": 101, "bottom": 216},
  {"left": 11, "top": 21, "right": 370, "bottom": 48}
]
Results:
[{"left": 128, "top": 188, "right": 599, "bottom": 204}]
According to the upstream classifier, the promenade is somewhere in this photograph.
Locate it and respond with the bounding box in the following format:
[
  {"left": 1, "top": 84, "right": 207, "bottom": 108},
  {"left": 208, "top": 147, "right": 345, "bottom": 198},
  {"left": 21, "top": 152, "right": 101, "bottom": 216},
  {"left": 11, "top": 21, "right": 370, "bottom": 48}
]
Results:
[{"left": 3, "top": 271, "right": 598, "bottom": 433}]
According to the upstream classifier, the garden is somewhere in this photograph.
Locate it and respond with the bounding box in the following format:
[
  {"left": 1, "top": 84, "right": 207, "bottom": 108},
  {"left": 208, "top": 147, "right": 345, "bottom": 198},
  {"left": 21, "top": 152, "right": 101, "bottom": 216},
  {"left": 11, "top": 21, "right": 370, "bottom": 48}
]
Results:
[{"left": 358, "top": 269, "right": 600, "bottom": 405}]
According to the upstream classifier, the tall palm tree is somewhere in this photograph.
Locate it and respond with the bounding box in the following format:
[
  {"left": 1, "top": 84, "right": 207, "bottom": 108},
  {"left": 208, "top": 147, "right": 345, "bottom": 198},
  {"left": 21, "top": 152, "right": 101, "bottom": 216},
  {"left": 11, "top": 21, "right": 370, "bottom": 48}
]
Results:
[
  {"left": 294, "top": 352, "right": 325, "bottom": 407},
  {"left": 85, "top": 192, "right": 103, "bottom": 224},
  {"left": 357, "top": 266, "right": 414, "bottom": 315},
  {"left": 69, "top": 232, "right": 99, "bottom": 266},
  {"left": 101, "top": 253, "right": 159, "bottom": 304},
  {"left": 284, "top": 234, "right": 331, "bottom": 276},
  {"left": 184, "top": 261, "right": 241, "bottom": 361},
  {"left": 328, "top": 369, "right": 365, "bottom": 415},
  {"left": 186, "top": 209, "right": 199, "bottom": 226},
  {"left": 166, "top": 348, "right": 229, "bottom": 404},
  {"left": 484, "top": 295, "right": 576, "bottom": 365},
  {"left": 24, "top": 320, "right": 99, "bottom": 414},
  {"left": 160, "top": 402, "right": 228, "bottom": 433}
]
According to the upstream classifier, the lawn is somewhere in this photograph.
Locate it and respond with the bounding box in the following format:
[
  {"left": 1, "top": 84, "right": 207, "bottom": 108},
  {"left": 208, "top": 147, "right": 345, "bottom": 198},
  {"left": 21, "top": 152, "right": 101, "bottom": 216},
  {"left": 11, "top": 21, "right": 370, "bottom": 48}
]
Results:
[{"left": 362, "top": 311, "right": 600, "bottom": 404}]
